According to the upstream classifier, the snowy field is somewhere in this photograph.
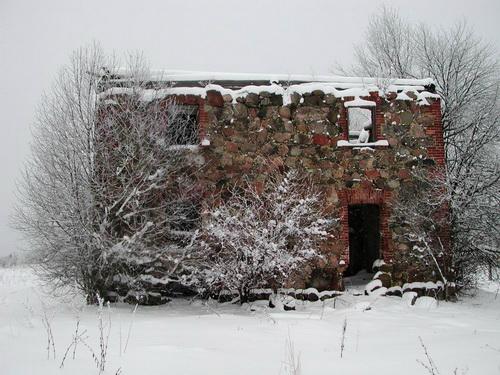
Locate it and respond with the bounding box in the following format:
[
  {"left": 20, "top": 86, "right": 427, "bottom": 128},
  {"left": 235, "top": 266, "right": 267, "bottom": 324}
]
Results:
[{"left": 1, "top": 267, "right": 499, "bottom": 375}]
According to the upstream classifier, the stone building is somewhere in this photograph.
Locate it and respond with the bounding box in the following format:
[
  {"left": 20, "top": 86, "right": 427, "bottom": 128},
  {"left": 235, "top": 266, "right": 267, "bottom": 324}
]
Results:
[{"left": 99, "top": 72, "right": 449, "bottom": 292}]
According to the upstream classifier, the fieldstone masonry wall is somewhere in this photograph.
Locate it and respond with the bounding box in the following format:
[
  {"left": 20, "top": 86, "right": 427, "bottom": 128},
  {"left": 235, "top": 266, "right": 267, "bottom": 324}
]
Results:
[{"left": 153, "top": 88, "right": 448, "bottom": 291}]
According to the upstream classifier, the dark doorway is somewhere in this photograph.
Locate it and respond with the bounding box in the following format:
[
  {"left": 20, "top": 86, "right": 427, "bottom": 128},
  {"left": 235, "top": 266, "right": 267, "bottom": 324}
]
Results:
[{"left": 344, "top": 204, "right": 381, "bottom": 276}]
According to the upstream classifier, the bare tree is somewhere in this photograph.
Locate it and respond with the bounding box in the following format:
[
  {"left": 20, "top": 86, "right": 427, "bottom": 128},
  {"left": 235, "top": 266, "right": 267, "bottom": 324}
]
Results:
[
  {"left": 351, "top": 6, "right": 416, "bottom": 79},
  {"left": 191, "top": 170, "right": 336, "bottom": 303},
  {"left": 342, "top": 6, "right": 500, "bottom": 287},
  {"left": 14, "top": 44, "right": 108, "bottom": 300},
  {"left": 14, "top": 44, "right": 204, "bottom": 303}
]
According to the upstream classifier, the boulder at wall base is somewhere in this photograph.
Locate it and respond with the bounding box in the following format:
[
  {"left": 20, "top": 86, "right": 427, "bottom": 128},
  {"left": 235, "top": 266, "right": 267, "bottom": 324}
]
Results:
[
  {"left": 124, "top": 291, "right": 171, "bottom": 305},
  {"left": 365, "top": 279, "right": 383, "bottom": 295},
  {"left": 308, "top": 293, "right": 319, "bottom": 302},
  {"left": 248, "top": 289, "right": 272, "bottom": 302},
  {"left": 282, "top": 289, "right": 296, "bottom": 299},
  {"left": 370, "top": 287, "right": 387, "bottom": 296},
  {"left": 319, "top": 291, "right": 342, "bottom": 301},
  {"left": 402, "top": 291, "right": 418, "bottom": 306},
  {"left": 294, "top": 290, "right": 305, "bottom": 300},
  {"left": 269, "top": 294, "right": 296, "bottom": 311},
  {"left": 283, "top": 299, "right": 296, "bottom": 311},
  {"left": 303, "top": 288, "right": 320, "bottom": 302},
  {"left": 391, "top": 280, "right": 456, "bottom": 301},
  {"left": 403, "top": 282, "right": 428, "bottom": 297},
  {"left": 386, "top": 286, "right": 403, "bottom": 297},
  {"left": 411, "top": 288, "right": 425, "bottom": 297}
]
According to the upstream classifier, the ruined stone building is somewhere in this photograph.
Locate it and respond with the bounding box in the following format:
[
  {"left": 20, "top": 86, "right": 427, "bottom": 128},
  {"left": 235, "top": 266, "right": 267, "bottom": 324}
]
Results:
[{"left": 99, "top": 72, "right": 448, "bottom": 292}]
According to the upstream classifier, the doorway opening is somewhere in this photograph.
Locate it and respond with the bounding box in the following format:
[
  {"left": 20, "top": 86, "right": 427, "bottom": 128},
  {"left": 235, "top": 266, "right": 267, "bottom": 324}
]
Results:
[{"left": 344, "top": 204, "right": 381, "bottom": 277}]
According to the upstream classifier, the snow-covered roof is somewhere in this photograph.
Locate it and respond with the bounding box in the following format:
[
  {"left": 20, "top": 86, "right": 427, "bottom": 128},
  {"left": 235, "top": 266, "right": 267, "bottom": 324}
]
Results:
[
  {"left": 107, "top": 69, "right": 435, "bottom": 91},
  {"left": 99, "top": 70, "right": 439, "bottom": 106}
]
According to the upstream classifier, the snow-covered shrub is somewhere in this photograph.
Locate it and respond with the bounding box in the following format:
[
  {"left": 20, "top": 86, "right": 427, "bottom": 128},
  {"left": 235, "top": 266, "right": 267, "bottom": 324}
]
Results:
[
  {"left": 191, "top": 170, "right": 335, "bottom": 303},
  {"left": 13, "top": 44, "right": 203, "bottom": 303}
]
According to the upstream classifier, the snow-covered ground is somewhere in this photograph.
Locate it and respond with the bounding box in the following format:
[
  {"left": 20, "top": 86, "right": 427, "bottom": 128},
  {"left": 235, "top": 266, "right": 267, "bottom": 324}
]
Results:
[{"left": 1, "top": 267, "right": 499, "bottom": 375}]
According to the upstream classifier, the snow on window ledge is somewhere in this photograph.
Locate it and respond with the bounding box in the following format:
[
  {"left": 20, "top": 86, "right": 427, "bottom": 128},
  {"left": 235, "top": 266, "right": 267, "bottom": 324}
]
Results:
[{"left": 337, "top": 140, "right": 389, "bottom": 148}]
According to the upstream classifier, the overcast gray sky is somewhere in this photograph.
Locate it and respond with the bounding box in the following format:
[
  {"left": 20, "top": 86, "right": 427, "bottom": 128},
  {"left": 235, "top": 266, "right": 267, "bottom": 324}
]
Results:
[{"left": 0, "top": 0, "right": 499, "bottom": 257}]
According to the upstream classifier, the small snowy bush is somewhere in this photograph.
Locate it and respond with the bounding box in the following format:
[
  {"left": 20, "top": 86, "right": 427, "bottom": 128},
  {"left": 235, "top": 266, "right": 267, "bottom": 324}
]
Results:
[{"left": 192, "top": 170, "right": 336, "bottom": 303}]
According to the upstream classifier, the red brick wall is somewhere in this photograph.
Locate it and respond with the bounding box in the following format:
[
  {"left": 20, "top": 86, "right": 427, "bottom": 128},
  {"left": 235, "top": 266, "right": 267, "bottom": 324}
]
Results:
[
  {"left": 423, "top": 98, "right": 446, "bottom": 166},
  {"left": 422, "top": 98, "right": 451, "bottom": 264}
]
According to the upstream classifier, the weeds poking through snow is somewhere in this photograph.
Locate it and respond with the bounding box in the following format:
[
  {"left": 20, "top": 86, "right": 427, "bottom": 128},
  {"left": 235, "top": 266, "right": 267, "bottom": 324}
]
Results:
[
  {"left": 97, "top": 296, "right": 111, "bottom": 374},
  {"left": 123, "top": 303, "right": 138, "bottom": 354},
  {"left": 340, "top": 318, "right": 347, "bottom": 358},
  {"left": 283, "top": 334, "right": 301, "bottom": 375},
  {"left": 417, "top": 336, "right": 440, "bottom": 375},
  {"left": 59, "top": 319, "right": 83, "bottom": 368},
  {"left": 417, "top": 337, "right": 468, "bottom": 375},
  {"left": 41, "top": 305, "right": 56, "bottom": 360},
  {"left": 60, "top": 295, "right": 112, "bottom": 373},
  {"left": 34, "top": 292, "right": 138, "bottom": 373},
  {"left": 68, "top": 295, "right": 112, "bottom": 374},
  {"left": 72, "top": 321, "right": 80, "bottom": 360},
  {"left": 77, "top": 330, "right": 103, "bottom": 371}
]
